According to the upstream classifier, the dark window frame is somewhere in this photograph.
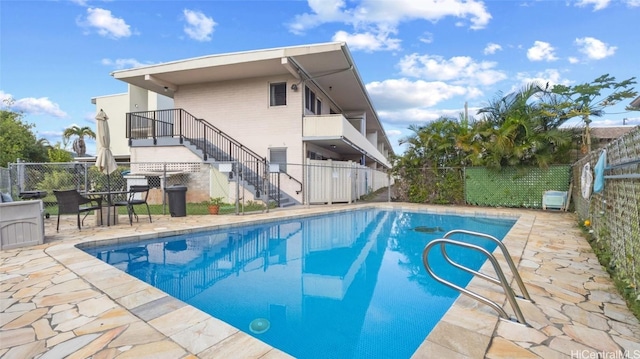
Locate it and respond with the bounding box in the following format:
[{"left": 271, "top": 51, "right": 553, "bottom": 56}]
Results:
[
  {"left": 270, "top": 82, "right": 287, "bottom": 106},
  {"left": 305, "top": 86, "right": 316, "bottom": 113}
]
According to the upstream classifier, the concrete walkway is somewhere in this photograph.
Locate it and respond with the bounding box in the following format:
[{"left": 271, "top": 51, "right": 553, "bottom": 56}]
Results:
[{"left": 1, "top": 204, "right": 639, "bottom": 358}]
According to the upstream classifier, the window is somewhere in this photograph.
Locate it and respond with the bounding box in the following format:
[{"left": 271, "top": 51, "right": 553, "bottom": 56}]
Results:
[
  {"left": 305, "top": 87, "right": 316, "bottom": 113},
  {"left": 316, "top": 99, "right": 322, "bottom": 114},
  {"left": 270, "top": 83, "right": 287, "bottom": 106},
  {"left": 270, "top": 148, "right": 287, "bottom": 173}
]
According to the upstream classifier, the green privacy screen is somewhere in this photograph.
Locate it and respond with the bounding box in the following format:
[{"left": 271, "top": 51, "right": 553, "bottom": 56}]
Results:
[{"left": 465, "top": 165, "right": 572, "bottom": 208}]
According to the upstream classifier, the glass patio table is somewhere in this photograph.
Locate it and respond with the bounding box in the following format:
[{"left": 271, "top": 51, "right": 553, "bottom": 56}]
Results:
[{"left": 83, "top": 190, "right": 129, "bottom": 226}]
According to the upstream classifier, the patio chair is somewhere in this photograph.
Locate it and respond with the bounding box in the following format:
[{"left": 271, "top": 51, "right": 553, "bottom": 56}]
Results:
[
  {"left": 53, "top": 190, "right": 103, "bottom": 231},
  {"left": 113, "top": 185, "right": 152, "bottom": 225}
]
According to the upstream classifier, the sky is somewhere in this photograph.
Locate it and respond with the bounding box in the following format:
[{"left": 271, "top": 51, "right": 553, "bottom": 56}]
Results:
[{"left": 1, "top": 0, "right": 639, "bottom": 156}]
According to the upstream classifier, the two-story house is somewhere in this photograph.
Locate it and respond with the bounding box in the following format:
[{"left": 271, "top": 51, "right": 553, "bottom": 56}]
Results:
[{"left": 96, "top": 42, "right": 394, "bottom": 207}]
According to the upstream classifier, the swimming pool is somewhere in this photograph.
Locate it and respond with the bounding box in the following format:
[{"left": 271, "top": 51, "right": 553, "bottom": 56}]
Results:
[{"left": 82, "top": 209, "right": 516, "bottom": 358}]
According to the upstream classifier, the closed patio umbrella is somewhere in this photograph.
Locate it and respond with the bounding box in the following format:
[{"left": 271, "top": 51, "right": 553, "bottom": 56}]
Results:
[{"left": 95, "top": 109, "right": 118, "bottom": 224}]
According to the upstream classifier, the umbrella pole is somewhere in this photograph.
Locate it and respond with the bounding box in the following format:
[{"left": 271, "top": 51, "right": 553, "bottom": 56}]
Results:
[{"left": 107, "top": 173, "right": 111, "bottom": 226}]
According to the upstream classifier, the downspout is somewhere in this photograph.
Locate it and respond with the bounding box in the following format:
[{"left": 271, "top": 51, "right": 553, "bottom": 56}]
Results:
[{"left": 301, "top": 76, "right": 308, "bottom": 207}]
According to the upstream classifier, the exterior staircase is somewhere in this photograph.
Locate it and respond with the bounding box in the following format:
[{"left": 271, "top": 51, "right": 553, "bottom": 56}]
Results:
[{"left": 126, "top": 109, "right": 300, "bottom": 207}]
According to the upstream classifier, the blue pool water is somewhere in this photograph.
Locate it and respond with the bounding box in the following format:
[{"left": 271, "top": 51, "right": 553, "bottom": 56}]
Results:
[{"left": 82, "top": 209, "right": 515, "bottom": 358}]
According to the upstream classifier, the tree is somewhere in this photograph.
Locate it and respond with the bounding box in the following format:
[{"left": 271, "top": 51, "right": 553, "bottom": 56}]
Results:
[
  {"left": 47, "top": 142, "right": 74, "bottom": 163},
  {"left": 476, "top": 83, "right": 572, "bottom": 168},
  {"left": 552, "top": 74, "right": 637, "bottom": 152},
  {"left": 393, "top": 117, "right": 470, "bottom": 203},
  {"left": 0, "top": 104, "right": 48, "bottom": 167},
  {"left": 63, "top": 125, "right": 96, "bottom": 157}
]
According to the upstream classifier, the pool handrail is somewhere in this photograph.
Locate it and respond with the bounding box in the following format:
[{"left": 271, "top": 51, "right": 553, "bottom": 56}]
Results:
[
  {"left": 422, "top": 233, "right": 532, "bottom": 326},
  {"left": 441, "top": 229, "right": 533, "bottom": 302}
]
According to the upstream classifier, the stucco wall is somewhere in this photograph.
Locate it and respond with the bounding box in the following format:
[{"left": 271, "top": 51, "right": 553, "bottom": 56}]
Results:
[
  {"left": 94, "top": 93, "right": 130, "bottom": 158},
  {"left": 174, "top": 76, "right": 306, "bottom": 184},
  {"left": 94, "top": 85, "right": 174, "bottom": 159}
]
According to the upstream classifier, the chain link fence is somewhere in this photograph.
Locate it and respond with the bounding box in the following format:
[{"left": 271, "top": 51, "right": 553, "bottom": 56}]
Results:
[
  {"left": 0, "top": 167, "right": 9, "bottom": 195},
  {"left": 3, "top": 160, "right": 393, "bottom": 218},
  {"left": 5, "top": 161, "right": 253, "bottom": 216},
  {"left": 572, "top": 127, "right": 640, "bottom": 298}
]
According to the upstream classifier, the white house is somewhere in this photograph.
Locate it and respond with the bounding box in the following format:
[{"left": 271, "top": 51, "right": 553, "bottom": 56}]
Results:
[
  {"left": 91, "top": 86, "right": 174, "bottom": 160},
  {"left": 99, "top": 42, "right": 394, "bottom": 206}
]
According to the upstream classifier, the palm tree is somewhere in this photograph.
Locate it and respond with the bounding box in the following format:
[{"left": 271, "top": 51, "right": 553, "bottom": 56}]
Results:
[
  {"left": 63, "top": 125, "right": 95, "bottom": 157},
  {"left": 36, "top": 138, "right": 53, "bottom": 151},
  {"left": 476, "top": 82, "right": 573, "bottom": 168}
]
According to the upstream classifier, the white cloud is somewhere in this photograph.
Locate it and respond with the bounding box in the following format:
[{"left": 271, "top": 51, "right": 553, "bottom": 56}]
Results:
[
  {"left": 0, "top": 91, "right": 67, "bottom": 118},
  {"left": 575, "top": 37, "right": 616, "bottom": 60},
  {"left": 575, "top": 0, "right": 611, "bottom": 11},
  {"left": 626, "top": 0, "right": 640, "bottom": 6},
  {"left": 398, "top": 53, "right": 507, "bottom": 86},
  {"left": 385, "top": 129, "right": 403, "bottom": 137},
  {"left": 0, "top": 91, "right": 12, "bottom": 105},
  {"left": 288, "top": 0, "right": 492, "bottom": 37},
  {"left": 527, "top": 41, "right": 558, "bottom": 62},
  {"left": 568, "top": 57, "right": 580, "bottom": 64},
  {"left": 78, "top": 8, "right": 132, "bottom": 39},
  {"left": 38, "top": 130, "right": 64, "bottom": 138},
  {"left": 379, "top": 106, "right": 478, "bottom": 127},
  {"left": 183, "top": 9, "right": 216, "bottom": 42},
  {"left": 576, "top": 116, "right": 640, "bottom": 127},
  {"left": 366, "top": 78, "right": 482, "bottom": 114},
  {"left": 101, "top": 58, "right": 152, "bottom": 69},
  {"left": 379, "top": 108, "right": 445, "bottom": 125},
  {"left": 515, "top": 69, "right": 571, "bottom": 91},
  {"left": 332, "top": 28, "right": 401, "bottom": 52},
  {"left": 483, "top": 43, "right": 502, "bottom": 55},
  {"left": 419, "top": 32, "right": 434, "bottom": 44}
]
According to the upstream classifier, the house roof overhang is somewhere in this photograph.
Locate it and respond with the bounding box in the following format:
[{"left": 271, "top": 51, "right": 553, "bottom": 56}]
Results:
[
  {"left": 110, "top": 42, "right": 394, "bottom": 158},
  {"left": 302, "top": 136, "right": 391, "bottom": 168}
]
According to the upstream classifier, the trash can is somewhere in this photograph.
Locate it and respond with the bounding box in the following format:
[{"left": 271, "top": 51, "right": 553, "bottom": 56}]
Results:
[{"left": 166, "top": 185, "right": 187, "bottom": 217}]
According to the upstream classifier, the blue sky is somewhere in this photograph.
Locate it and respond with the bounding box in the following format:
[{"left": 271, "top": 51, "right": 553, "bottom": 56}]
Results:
[{"left": 2, "top": 0, "right": 639, "bottom": 156}]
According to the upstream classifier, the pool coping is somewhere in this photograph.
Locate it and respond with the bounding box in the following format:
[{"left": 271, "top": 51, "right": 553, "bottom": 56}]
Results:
[{"left": 40, "top": 204, "right": 532, "bottom": 358}]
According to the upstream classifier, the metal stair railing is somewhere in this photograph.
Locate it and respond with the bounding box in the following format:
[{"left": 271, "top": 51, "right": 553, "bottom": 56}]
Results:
[
  {"left": 422, "top": 229, "right": 533, "bottom": 326},
  {"left": 126, "top": 109, "right": 304, "bottom": 206}
]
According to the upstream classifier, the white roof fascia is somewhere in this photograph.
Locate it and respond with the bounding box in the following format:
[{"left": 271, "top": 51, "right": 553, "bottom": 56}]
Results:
[{"left": 111, "top": 42, "right": 344, "bottom": 79}]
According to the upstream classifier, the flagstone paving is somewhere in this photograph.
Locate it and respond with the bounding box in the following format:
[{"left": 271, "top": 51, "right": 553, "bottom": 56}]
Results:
[{"left": 1, "top": 204, "right": 639, "bottom": 358}]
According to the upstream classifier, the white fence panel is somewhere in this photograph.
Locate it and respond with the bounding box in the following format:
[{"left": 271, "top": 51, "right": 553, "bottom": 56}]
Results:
[
  {"left": 307, "top": 159, "right": 357, "bottom": 204},
  {"left": 306, "top": 160, "right": 390, "bottom": 204}
]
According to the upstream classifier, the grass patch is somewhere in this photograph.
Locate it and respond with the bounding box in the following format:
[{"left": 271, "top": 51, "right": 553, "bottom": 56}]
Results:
[
  {"left": 45, "top": 201, "right": 267, "bottom": 216},
  {"left": 580, "top": 221, "right": 640, "bottom": 321}
]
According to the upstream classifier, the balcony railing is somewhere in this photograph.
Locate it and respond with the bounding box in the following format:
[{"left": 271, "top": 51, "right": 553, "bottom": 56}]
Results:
[{"left": 303, "top": 114, "right": 390, "bottom": 167}]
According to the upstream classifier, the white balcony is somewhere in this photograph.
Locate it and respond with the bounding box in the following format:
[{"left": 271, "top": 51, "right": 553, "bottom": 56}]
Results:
[{"left": 302, "top": 115, "right": 390, "bottom": 167}]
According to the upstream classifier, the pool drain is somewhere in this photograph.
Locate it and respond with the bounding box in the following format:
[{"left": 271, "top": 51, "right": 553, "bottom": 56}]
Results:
[{"left": 249, "top": 318, "right": 271, "bottom": 334}]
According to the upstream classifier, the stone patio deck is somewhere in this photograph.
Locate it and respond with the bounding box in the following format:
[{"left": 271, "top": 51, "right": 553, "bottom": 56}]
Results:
[{"left": 1, "top": 203, "right": 639, "bottom": 358}]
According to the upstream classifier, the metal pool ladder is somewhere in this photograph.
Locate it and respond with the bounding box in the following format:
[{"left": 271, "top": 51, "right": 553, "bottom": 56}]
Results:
[{"left": 422, "top": 229, "right": 533, "bottom": 326}]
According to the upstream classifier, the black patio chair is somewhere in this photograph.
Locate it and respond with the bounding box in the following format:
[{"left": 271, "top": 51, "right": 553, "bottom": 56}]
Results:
[
  {"left": 53, "top": 190, "right": 103, "bottom": 231},
  {"left": 113, "top": 185, "right": 152, "bottom": 225}
]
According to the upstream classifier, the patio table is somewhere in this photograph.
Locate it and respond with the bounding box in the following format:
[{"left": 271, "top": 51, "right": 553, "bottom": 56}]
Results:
[{"left": 83, "top": 190, "right": 129, "bottom": 226}]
